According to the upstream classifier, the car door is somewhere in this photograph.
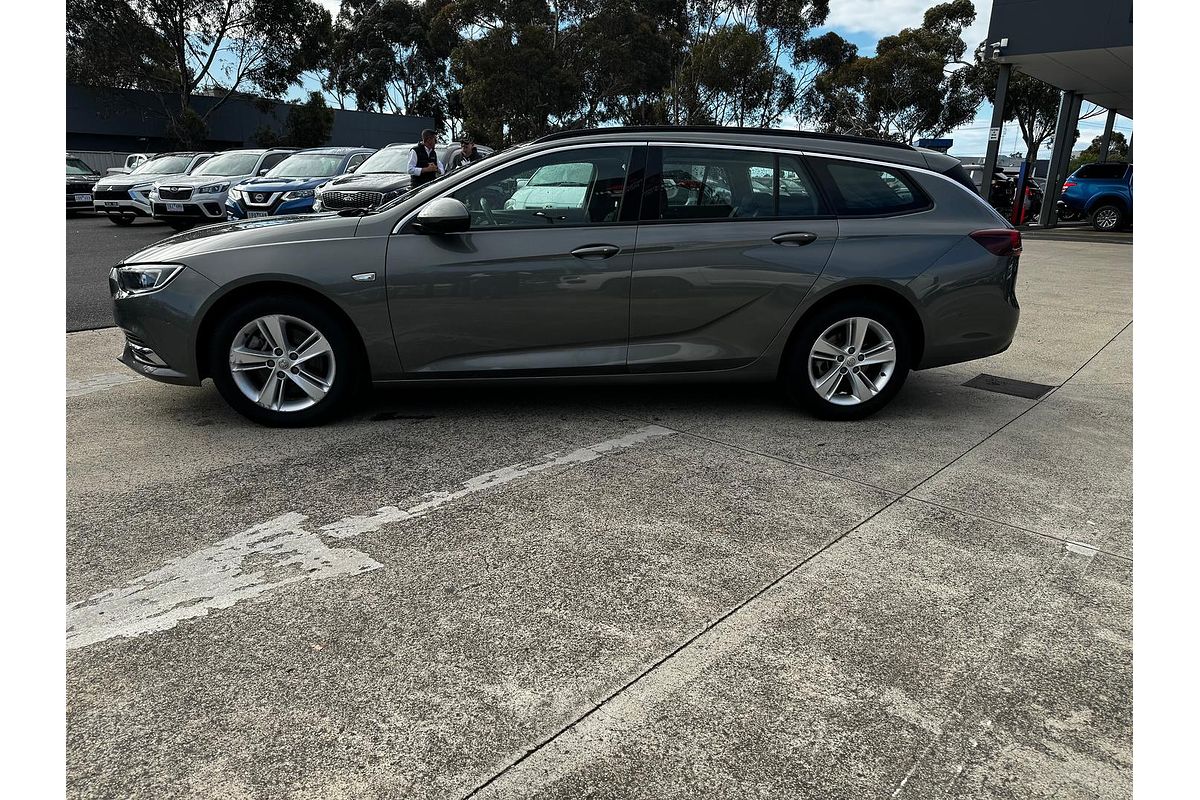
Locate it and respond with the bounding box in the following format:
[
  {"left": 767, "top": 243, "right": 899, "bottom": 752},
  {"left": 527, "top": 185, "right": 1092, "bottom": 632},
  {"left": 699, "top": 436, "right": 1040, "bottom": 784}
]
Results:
[
  {"left": 628, "top": 145, "right": 838, "bottom": 370},
  {"left": 384, "top": 144, "right": 643, "bottom": 374}
]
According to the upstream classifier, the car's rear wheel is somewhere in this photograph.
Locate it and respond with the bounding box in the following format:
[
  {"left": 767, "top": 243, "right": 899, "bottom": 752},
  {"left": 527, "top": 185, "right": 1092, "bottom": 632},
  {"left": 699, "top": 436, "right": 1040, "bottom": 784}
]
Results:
[
  {"left": 1090, "top": 204, "right": 1126, "bottom": 231},
  {"left": 783, "top": 300, "right": 911, "bottom": 420},
  {"left": 208, "top": 296, "right": 360, "bottom": 427},
  {"left": 108, "top": 214, "right": 135, "bottom": 226}
]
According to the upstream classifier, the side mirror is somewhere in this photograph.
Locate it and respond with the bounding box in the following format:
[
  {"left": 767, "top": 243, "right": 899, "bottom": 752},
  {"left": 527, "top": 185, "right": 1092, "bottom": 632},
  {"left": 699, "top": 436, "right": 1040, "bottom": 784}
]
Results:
[
  {"left": 414, "top": 197, "right": 470, "bottom": 234},
  {"left": 347, "top": 164, "right": 358, "bottom": 173},
  {"left": 258, "top": 169, "right": 269, "bottom": 176}
]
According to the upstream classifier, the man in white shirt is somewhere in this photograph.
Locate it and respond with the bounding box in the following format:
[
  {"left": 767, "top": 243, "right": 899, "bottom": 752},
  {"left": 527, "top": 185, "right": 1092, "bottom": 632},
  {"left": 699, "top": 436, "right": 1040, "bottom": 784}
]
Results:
[{"left": 407, "top": 129, "right": 443, "bottom": 188}]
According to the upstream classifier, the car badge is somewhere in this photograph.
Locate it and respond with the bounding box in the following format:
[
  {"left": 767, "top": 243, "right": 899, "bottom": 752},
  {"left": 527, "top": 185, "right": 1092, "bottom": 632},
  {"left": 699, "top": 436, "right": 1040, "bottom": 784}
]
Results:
[{"left": 254, "top": 193, "right": 266, "bottom": 203}]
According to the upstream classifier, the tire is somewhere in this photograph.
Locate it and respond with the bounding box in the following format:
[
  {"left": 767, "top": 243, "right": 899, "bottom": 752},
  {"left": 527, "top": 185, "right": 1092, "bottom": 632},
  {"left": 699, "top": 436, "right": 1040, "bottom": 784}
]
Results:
[
  {"left": 166, "top": 219, "right": 195, "bottom": 232},
  {"left": 1090, "top": 204, "right": 1126, "bottom": 232},
  {"left": 208, "top": 295, "right": 361, "bottom": 427},
  {"left": 782, "top": 299, "right": 912, "bottom": 421},
  {"left": 108, "top": 214, "right": 135, "bottom": 227}
]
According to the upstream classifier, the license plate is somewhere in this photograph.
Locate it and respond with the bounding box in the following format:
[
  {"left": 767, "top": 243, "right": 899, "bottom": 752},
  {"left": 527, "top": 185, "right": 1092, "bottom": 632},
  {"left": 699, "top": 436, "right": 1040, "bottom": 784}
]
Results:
[
  {"left": 104, "top": 201, "right": 120, "bottom": 208},
  {"left": 248, "top": 210, "right": 268, "bottom": 218},
  {"left": 74, "top": 193, "right": 92, "bottom": 202},
  {"left": 166, "top": 203, "right": 185, "bottom": 213}
]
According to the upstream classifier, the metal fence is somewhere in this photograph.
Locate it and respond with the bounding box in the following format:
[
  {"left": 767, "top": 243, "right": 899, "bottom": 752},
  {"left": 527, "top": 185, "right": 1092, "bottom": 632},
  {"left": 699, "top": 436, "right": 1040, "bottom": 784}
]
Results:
[{"left": 68, "top": 151, "right": 139, "bottom": 173}]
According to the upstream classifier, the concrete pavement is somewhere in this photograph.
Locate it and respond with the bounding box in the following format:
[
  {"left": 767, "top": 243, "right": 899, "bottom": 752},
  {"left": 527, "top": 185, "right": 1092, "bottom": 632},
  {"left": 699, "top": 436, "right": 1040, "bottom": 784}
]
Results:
[{"left": 66, "top": 238, "right": 1132, "bottom": 799}]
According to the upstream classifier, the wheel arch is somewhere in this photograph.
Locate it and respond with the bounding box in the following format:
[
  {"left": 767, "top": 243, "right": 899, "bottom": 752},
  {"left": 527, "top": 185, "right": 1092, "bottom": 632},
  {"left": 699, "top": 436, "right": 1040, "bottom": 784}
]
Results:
[
  {"left": 1086, "top": 193, "right": 1131, "bottom": 214},
  {"left": 195, "top": 279, "right": 371, "bottom": 381},
  {"left": 777, "top": 283, "right": 926, "bottom": 379}
]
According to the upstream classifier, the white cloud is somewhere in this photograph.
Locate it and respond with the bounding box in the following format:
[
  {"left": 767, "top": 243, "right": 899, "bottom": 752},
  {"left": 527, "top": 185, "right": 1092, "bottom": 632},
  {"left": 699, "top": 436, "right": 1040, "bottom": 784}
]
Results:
[{"left": 827, "top": 0, "right": 994, "bottom": 49}]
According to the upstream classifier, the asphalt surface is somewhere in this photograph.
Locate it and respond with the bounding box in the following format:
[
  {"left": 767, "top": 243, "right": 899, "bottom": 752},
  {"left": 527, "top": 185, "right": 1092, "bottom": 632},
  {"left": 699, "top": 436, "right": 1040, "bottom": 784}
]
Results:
[
  {"left": 66, "top": 212, "right": 174, "bottom": 332},
  {"left": 66, "top": 239, "right": 1132, "bottom": 799}
]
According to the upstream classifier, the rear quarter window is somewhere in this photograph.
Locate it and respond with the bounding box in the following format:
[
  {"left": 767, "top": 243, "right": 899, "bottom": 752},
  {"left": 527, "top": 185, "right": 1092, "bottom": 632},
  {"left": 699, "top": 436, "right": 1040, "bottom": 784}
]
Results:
[
  {"left": 1075, "top": 163, "right": 1129, "bottom": 180},
  {"left": 813, "top": 159, "right": 931, "bottom": 216}
]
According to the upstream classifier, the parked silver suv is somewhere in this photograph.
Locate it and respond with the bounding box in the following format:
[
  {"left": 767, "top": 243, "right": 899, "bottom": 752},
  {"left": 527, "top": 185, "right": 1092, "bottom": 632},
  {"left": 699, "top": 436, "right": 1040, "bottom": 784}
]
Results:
[
  {"left": 110, "top": 126, "right": 1020, "bottom": 426},
  {"left": 149, "top": 148, "right": 296, "bottom": 230}
]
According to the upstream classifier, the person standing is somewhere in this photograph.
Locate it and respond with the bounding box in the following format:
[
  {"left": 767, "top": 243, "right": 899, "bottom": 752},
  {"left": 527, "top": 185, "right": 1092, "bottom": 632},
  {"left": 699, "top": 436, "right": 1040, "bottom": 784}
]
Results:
[
  {"left": 450, "top": 135, "right": 486, "bottom": 171},
  {"left": 407, "top": 129, "right": 442, "bottom": 188}
]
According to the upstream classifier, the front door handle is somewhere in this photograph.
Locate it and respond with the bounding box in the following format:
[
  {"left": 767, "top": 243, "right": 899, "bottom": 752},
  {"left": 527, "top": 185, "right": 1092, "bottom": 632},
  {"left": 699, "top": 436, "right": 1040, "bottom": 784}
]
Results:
[
  {"left": 571, "top": 244, "right": 621, "bottom": 259},
  {"left": 772, "top": 232, "right": 819, "bottom": 246}
]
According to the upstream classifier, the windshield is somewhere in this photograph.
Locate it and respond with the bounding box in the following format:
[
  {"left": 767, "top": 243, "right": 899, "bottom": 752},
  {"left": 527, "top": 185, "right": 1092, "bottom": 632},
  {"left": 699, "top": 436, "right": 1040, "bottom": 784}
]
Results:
[
  {"left": 267, "top": 153, "right": 349, "bottom": 178},
  {"left": 529, "top": 162, "right": 593, "bottom": 187},
  {"left": 191, "top": 151, "right": 261, "bottom": 177},
  {"left": 131, "top": 155, "right": 195, "bottom": 175},
  {"left": 356, "top": 147, "right": 413, "bottom": 174},
  {"left": 67, "top": 158, "right": 96, "bottom": 175}
]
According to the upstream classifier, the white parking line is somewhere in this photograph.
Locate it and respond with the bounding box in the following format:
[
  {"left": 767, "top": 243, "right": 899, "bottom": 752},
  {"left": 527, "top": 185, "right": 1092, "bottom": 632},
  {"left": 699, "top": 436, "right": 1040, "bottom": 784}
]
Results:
[
  {"left": 67, "top": 371, "right": 143, "bottom": 398},
  {"left": 66, "top": 425, "right": 675, "bottom": 650}
]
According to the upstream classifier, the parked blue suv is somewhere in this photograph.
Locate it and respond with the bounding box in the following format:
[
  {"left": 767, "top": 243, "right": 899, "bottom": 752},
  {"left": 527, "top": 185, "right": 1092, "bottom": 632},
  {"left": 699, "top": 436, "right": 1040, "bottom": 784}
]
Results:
[
  {"left": 226, "top": 147, "right": 375, "bottom": 218},
  {"left": 1057, "top": 161, "right": 1132, "bottom": 231}
]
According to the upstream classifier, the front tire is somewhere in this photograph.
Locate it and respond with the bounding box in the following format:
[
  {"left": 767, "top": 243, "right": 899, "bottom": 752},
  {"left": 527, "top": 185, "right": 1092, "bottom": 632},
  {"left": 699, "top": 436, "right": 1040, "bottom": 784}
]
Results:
[
  {"left": 208, "top": 295, "right": 361, "bottom": 427},
  {"left": 108, "top": 214, "right": 135, "bottom": 227},
  {"left": 783, "top": 300, "right": 912, "bottom": 421},
  {"left": 166, "top": 219, "right": 195, "bottom": 232},
  {"left": 1090, "top": 203, "right": 1126, "bottom": 231}
]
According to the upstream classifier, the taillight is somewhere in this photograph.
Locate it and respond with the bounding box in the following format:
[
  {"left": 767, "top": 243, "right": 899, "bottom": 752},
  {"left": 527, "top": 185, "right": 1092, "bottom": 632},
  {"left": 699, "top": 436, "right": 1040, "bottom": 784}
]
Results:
[
  {"left": 1062, "top": 181, "right": 1077, "bottom": 189},
  {"left": 970, "top": 229, "right": 1023, "bottom": 257}
]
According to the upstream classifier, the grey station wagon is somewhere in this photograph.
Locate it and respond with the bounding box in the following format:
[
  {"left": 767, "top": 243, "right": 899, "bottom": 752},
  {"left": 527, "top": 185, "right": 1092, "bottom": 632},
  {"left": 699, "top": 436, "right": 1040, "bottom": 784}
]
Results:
[{"left": 110, "top": 127, "right": 1021, "bottom": 427}]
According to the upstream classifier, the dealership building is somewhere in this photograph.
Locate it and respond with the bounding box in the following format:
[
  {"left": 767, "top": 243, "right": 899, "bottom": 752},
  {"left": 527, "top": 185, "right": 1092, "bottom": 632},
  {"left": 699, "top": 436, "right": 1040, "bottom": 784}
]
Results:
[
  {"left": 67, "top": 85, "right": 433, "bottom": 168},
  {"left": 981, "top": 0, "right": 1133, "bottom": 226}
]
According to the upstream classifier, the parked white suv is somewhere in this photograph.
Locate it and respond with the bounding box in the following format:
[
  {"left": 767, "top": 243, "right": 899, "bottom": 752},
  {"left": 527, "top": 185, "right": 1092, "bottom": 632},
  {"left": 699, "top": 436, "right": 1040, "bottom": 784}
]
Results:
[
  {"left": 150, "top": 148, "right": 296, "bottom": 230},
  {"left": 92, "top": 152, "right": 213, "bottom": 226}
]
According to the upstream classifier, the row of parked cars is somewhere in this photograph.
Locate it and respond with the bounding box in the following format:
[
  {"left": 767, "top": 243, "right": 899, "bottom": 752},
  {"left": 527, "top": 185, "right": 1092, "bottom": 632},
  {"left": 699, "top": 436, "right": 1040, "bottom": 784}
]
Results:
[
  {"left": 66, "top": 142, "right": 493, "bottom": 230},
  {"left": 959, "top": 161, "right": 1133, "bottom": 231}
]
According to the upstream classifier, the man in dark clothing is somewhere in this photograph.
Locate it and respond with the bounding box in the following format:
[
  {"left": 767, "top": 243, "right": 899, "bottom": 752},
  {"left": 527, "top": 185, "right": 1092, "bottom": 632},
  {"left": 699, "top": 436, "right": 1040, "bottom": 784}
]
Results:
[
  {"left": 407, "top": 129, "right": 442, "bottom": 187},
  {"left": 450, "top": 135, "right": 486, "bottom": 171}
]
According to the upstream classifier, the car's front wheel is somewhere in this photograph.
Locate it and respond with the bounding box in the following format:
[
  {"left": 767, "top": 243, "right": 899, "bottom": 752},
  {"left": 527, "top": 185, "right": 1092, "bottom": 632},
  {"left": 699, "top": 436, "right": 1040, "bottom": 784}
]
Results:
[
  {"left": 783, "top": 300, "right": 911, "bottom": 420},
  {"left": 208, "top": 296, "right": 361, "bottom": 427},
  {"left": 166, "top": 220, "right": 195, "bottom": 232},
  {"left": 108, "top": 214, "right": 135, "bottom": 227},
  {"left": 1090, "top": 203, "right": 1126, "bottom": 232}
]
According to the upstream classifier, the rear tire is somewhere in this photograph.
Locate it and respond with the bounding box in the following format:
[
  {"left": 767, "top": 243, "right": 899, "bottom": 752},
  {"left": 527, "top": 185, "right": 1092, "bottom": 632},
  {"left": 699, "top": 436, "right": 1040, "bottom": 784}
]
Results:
[
  {"left": 1090, "top": 204, "right": 1126, "bottom": 231},
  {"left": 782, "top": 299, "right": 912, "bottom": 421},
  {"left": 108, "top": 214, "right": 135, "bottom": 227},
  {"left": 208, "top": 295, "right": 362, "bottom": 427}
]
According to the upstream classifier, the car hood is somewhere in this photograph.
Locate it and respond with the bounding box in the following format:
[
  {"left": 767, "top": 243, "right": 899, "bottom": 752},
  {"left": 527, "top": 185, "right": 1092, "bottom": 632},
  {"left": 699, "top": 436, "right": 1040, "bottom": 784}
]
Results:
[
  {"left": 321, "top": 172, "right": 413, "bottom": 192},
  {"left": 155, "top": 174, "right": 251, "bottom": 189},
  {"left": 234, "top": 176, "right": 331, "bottom": 192},
  {"left": 121, "top": 213, "right": 359, "bottom": 265},
  {"left": 97, "top": 171, "right": 190, "bottom": 189}
]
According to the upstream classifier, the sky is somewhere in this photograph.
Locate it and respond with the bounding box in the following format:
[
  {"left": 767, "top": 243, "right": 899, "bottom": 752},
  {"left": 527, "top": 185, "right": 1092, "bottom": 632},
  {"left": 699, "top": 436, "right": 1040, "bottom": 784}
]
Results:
[{"left": 307, "top": 0, "right": 1132, "bottom": 158}]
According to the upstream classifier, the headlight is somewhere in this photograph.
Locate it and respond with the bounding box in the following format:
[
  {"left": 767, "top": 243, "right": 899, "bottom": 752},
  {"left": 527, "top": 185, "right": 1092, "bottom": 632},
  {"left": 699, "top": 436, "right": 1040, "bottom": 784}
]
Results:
[
  {"left": 282, "top": 189, "right": 314, "bottom": 200},
  {"left": 228, "top": 188, "right": 243, "bottom": 201},
  {"left": 197, "top": 183, "right": 230, "bottom": 194},
  {"left": 112, "top": 264, "right": 184, "bottom": 297}
]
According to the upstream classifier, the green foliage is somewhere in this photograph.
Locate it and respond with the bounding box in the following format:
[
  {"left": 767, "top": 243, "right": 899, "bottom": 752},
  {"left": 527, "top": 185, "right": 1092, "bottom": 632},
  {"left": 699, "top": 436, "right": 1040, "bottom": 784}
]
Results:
[
  {"left": 806, "top": 0, "right": 979, "bottom": 142},
  {"left": 1068, "top": 131, "right": 1129, "bottom": 173},
  {"left": 283, "top": 92, "right": 336, "bottom": 147},
  {"left": 67, "top": 0, "right": 334, "bottom": 147}
]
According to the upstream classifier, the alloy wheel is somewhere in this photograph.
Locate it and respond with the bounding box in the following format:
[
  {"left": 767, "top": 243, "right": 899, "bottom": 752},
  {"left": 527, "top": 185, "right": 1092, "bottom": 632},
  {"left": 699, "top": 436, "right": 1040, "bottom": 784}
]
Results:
[
  {"left": 228, "top": 314, "right": 336, "bottom": 412},
  {"left": 1093, "top": 206, "right": 1121, "bottom": 230},
  {"left": 807, "top": 316, "right": 897, "bottom": 406}
]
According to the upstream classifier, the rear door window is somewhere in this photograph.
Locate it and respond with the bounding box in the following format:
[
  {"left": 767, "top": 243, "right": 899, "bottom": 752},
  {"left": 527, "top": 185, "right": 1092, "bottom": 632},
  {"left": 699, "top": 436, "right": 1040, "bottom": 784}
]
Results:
[
  {"left": 1075, "top": 163, "right": 1128, "bottom": 180},
  {"left": 812, "top": 159, "right": 930, "bottom": 216},
  {"left": 643, "top": 147, "right": 827, "bottom": 221}
]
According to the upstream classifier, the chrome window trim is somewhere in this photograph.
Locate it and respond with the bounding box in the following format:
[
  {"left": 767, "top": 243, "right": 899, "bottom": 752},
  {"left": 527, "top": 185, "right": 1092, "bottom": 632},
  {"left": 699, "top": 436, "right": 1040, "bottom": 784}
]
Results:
[{"left": 391, "top": 141, "right": 648, "bottom": 234}]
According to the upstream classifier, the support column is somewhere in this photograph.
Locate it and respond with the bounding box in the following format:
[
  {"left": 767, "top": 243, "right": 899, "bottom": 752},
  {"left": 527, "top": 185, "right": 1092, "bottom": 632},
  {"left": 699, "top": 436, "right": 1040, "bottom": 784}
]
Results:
[
  {"left": 981, "top": 62, "right": 1012, "bottom": 199},
  {"left": 1052, "top": 93, "right": 1084, "bottom": 192},
  {"left": 1038, "top": 90, "right": 1076, "bottom": 227},
  {"left": 1098, "top": 108, "right": 1117, "bottom": 161}
]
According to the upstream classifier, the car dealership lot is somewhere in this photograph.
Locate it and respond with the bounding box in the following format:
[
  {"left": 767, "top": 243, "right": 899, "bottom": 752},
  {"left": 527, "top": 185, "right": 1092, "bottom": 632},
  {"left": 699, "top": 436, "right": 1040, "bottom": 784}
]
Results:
[{"left": 66, "top": 233, "right": 1131, "bottom": 798}]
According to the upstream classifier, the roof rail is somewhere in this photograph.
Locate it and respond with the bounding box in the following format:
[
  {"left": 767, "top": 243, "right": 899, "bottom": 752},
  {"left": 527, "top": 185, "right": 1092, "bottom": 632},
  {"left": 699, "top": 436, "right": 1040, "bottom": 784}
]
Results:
[{"left": 532, "top": 125, "right": 915, "bottom": 151}]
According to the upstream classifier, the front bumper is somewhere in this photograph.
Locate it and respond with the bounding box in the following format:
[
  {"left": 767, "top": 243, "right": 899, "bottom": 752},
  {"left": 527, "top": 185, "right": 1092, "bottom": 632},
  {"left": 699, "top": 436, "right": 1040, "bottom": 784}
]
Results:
[
  {"left": 94, "top": 188, "right": 152, "bottom": 216},
  {"left": 226, "top": 195, "right": 316, "bottom": 219},
  {"left": 151, "top": 199, "right": 228, "bottom": 220},
  {"left": 67, "top": 193, "right": 94, "bottom": 210},
  {"left": 111, "top": 266, "right": 221, "bottom": 386}
]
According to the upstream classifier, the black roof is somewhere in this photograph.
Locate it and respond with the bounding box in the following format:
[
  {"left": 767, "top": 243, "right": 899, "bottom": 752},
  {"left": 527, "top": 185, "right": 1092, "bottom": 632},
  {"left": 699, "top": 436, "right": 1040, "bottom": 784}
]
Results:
[{"left": 533, "top": 126, "right": 915, "bottom": 151}]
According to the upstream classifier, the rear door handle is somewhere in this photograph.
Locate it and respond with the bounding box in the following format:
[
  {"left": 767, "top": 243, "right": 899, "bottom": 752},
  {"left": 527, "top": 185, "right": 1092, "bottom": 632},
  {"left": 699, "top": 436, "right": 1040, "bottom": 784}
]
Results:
[
  {"left": 771, "top": 232, "right": 819, "bottom": 246},
  {"left": 571, "top": 244, "right": 621, "bottom": 259}
]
